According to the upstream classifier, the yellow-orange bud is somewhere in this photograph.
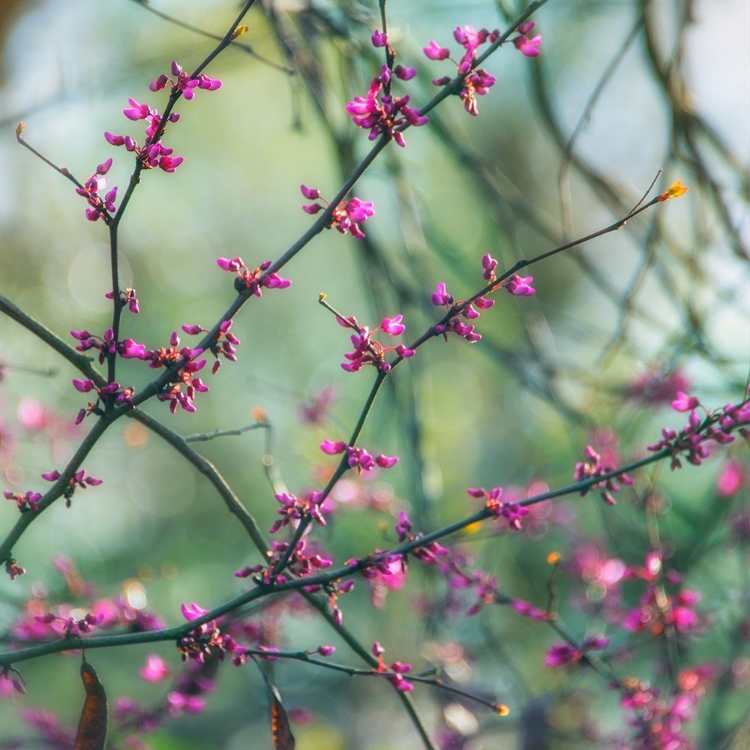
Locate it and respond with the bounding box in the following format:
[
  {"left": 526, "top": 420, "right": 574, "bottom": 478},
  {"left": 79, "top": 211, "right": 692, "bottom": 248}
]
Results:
[{"left": 657, "top": 180, "right": 689, "bottom": 202}]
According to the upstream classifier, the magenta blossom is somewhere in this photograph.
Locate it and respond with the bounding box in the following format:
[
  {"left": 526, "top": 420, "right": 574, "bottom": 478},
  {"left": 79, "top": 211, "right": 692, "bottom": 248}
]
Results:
[
  {"left": 139, "top": 655, "right": 169, "bottom": 682},
  {"left": 335, "top": 312, "right": 413, "bottom": 372},
  {"left": 514, "top": 22, "right": 542, "bottom": 57},
  {"left": 301, "top": 186, "right": 375, "bottom": 238},
  {"left": 671, "top": 390, "right": 700, "bottom": 412},
  {"left": 423, "top": 41, "right": 450, "bottom": 60},
  {"left": 505, "top": 274, "right": 535, "bottom": 296},
  {"left": 216, "top": 257, "right": 291, "bottom": 296},
  {"left": 345, "top": 77, "right": 428, "bottom": 147}
]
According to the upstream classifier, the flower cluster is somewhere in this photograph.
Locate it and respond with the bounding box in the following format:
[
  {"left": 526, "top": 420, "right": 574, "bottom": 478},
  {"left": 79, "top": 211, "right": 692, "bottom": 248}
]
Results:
[
  {"left": 345, "top": 34, "right": 427, "bottom": 147},
  {"left": 574, "top": 445, "right": 634, "bottom": 505},
  {"left": 106, "top": 104, "right": 183, "bottom": 172},
  {"left": 142, "top": 331, "right": 209, "bottom": 414},
  {"left": 10, "top": 587, "right": 164, "bottom": 643},
  {"left": 425, "top": 23, "right": 540, "bottom": 115},
  {"left": 236, "top": 539, "right": 333, "bottom": 586},
  {"left": 467, "top": 486, "right": 530, "bottom": 530},
  {"left": 269, "top": 489, "right": 327, "bottom": 534},
  {"left": 72, "top": 378, "right": 135, "bottom": 423},
  {"left": 149, "top": 61, "right": 222, "bottom": 100},
  {"left": 300, "top": 185, "right": 375, "bottom": 239},
  {"left": 544, "top": 635, "right": 609, "bottom": 668},
  {"left": 105, "top": 287, "right": 140, "bottom": 314},
  {"left": 360, "top": 553, "right": 407, "bottom": 608},
  {"left": 102, "top": 61, "right": 220, "bottom": 178},
  {"left": 621, "top": 552, "right": 703, "bottom": 636},
  {"left": 41, "top": 468, "right": 102, "bottom": 507},
  {"left": 647, "top": 392, "right": 749, "bottom": 469},
  {"left": 115, "top": 658, "right": 217, "bottom": 734},
  {"left": 334, "top": 313, "right": 414, "bottom": 373},
  {"left": 618, "top": 665, "right": 715, "bottom": 749},
  {"left": 372, "top": 641, "right": 414, "bottom": 692},
  {"left": 3, "top": 489, "right": 42, "bottom": 513},
  {"left": 181, "top": 320, "right": 240, "bottom": 374},
  {"left": 70, "top": 328, "right": 146, "bottom": 365},
  {"left": 320, "top": 440, "right": 399, "bottom": 472},
  {"left": 33, "top": 611, "right": 104, "bottom": 638},
  {"left": 432, "top": 254, "right": 535, "bottom": 343},
  {"left": 423, "top": 26, "right": 494, "bottom": 117},
  {"left": 75, "top": 157, "right": 117, "bottom": 222},
  {"left": 513, "top": 22, "right": 542, "bottom": 57},
  {"left": 394, "top": 510, "right": 450, "bottom": 565},
  {"left": 177, "top": 603, "right": 247, "bottom": 666},
  {"left": 216, "top": 257, "right": 291, "bottom": 296}
]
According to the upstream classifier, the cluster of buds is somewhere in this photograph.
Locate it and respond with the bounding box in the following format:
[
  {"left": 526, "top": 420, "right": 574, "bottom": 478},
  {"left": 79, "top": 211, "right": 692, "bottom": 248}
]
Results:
[
  {"left": 3, "top": 489, "right": 42, "bottom": 513},
  {"left": 102, "top": 61, "right": 220, "bottom": 179},
  {"left": 181, "top": 320, "right": 240, "bottom": 374},
  {"left": 41, "top": 469, "right": 102, "bottom": 507},
  {"left": 573, "top": 445, "right": 634, "bottom": 505},
  {"left": 148, "top": 61, "right": 222, "bottom": 100},
  {"left": 34, "top": 611, "right": 104, "bottom": 638},
  {"left": 647, "top": 392, "right": 749, "bottom": 469},
  {"left": 177, "top": 603, "right": 247, "bottom": 666},
  {"left": 394, "top": 510, "right": 449, "bottom": 565},
  {"left": 300, "top": 185, "right": 375, "bottom": 239},
  {"left": 467, "top": 486, "right": 530, "bottom": 530},
  {"left": 237, "top": 539, "right": 333, "bottom": 587},
  {"left": 105, "top": 287, "right": 140, "bottom": 314},
  {"left": 425, "top": 23, "right": 540, "bottom": 115},
  {"left": 141, "top": 331, "right": 208, "bottom": 414},
  {"left": 75, "top": 157, "right": 117, "bottom": 222},
  {"left": 344, "top": 31, "right": 427, "bottom": 147},
  {"left": 334, "top": 313, "right": 414, "bottom": 373},
  {"left": 432, "top": 254, "right": 535, "bottom": 343},
  {"left": 372, "top": 641, "right": 414, "bottom": 692},
  {"left": 544, "top": 635, "right": 609, "bottom": 668},
  {"left": 70, "top": 328, "right": 146, "bottom": 365},
  {"left": 216, "top": 257, "right": 291, "bottom": 296},
  {"left": 320, "top": 440, "right": 399, "bottom": 471},
  {"left": 269, "top": 490, "right": 327, "bottom": 534},
  {"left": 72, "top": 379, "right": 135, "bottom": 423},
  {"left": 617, "top": 665, "right": 715, "bottom": 749}
]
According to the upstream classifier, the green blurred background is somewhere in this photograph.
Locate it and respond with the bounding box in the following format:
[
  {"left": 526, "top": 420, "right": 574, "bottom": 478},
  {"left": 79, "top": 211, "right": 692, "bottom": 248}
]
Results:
[{"left": 0, "top": 0, "right": 748, "bottom": 747}]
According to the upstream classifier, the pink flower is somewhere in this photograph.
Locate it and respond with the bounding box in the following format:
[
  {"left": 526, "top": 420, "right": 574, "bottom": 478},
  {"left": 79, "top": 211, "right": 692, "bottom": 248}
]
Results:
[
  {"left": 139, "top": 655, "right": 169, "bottom": 682},
  {"left": 320, "top": 439, "right": 347, "bottom": 455},
  {"left": 180, "top": 602, "right": 209, "bottom": 621},
  {"left": 123, "top": 98, "right": 154, "bottom": 121},
  {"left": 381, "top": 315, "right": 405, "bottom": 336},
  {"left": 671, "top": 391, "right": 700, "bottom": 412},
  {"left": 431, "top": 282, "right": 453, "bottom": 306},
  {"left": 717, "top": 460, "right": 745, "bottom": 497},
  {"left": 423, "top": 41, "right": 450, "bottom": 60},
  {"left": 371, "top": 30, "right": 388, "bottom": 48},
  {"left": 506, "top": 274, "right": 535, "bottom": 296},
  {"left": 514, "top": 22, "right": 542, "bottom": 57}
]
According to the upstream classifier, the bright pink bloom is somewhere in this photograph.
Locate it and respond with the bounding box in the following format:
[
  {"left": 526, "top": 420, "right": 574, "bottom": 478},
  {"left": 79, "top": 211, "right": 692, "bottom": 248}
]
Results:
[
  {"left": 381, "top": 315, "right": 405, "bottom": 336},
  {"left": 423, "top": 41, "right": 450, "bottom": 60},
  {"left": 514, "top": 22, "right": 542, "bottom": 57},
  {"left": 671, "top": 391, "right": 700, "bottom": 412},
  {"left": 139, "top": 655, "right": 169, "bottom": 682},
  {"left": 505, "top": 274, "right": 535, "bottom": 296}
]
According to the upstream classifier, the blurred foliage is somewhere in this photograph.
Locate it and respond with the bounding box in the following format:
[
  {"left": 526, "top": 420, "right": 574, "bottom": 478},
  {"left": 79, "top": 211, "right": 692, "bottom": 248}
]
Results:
[{"left": 0, "top": 0, "right": 748, "bottom": 748}]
